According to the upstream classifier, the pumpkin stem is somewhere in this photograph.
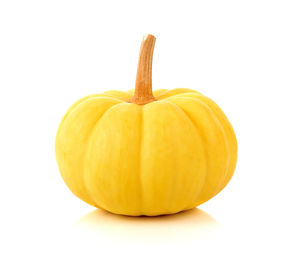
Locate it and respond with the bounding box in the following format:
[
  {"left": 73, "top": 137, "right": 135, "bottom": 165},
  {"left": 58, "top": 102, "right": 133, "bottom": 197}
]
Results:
[{"left": 131, "top": 34, "right": 156, "bottom": 105}]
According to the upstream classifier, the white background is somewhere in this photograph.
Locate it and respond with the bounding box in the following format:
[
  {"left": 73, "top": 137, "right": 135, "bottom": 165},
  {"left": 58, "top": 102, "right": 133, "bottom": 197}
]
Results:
[{"left": 1, "top": 0, "right": 300, "bottom": 253}]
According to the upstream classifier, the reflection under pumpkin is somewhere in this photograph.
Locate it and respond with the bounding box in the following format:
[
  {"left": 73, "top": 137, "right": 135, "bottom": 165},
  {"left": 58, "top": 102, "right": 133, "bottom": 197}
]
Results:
[{"left": 77, "top": 208, "right": 219, "bottom": 243}]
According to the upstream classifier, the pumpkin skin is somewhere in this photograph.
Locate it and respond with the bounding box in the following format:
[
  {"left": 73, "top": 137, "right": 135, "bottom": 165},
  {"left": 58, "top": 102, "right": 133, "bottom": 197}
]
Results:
[{"left": 55, "top": 88, "right": 237, "bottom": 216}]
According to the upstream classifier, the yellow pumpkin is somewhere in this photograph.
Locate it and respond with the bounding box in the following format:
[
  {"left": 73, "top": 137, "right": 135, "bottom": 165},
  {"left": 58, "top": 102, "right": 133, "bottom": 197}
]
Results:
[{"left": 55, "top": 34, "right": 237, "bottom": 216}]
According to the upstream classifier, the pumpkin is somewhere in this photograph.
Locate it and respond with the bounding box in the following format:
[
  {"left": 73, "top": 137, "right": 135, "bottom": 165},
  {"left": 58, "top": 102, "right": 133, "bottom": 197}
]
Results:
[{"left": 55, "top": 34, "right": 237, "bottom": 216}]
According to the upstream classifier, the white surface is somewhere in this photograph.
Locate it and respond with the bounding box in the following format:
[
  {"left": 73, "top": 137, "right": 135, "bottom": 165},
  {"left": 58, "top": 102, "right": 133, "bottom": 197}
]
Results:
[{"left": 1, "top": 0, "right": 300, "bottom": 253}]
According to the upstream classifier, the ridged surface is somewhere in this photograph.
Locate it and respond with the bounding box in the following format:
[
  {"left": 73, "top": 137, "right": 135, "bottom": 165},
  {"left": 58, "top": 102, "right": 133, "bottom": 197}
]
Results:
[{"left": 55, "top": 88, "right": 237, "bottom": 216}]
